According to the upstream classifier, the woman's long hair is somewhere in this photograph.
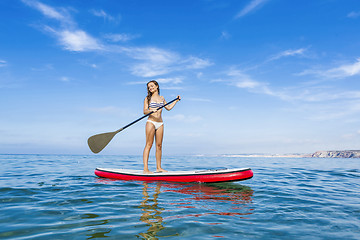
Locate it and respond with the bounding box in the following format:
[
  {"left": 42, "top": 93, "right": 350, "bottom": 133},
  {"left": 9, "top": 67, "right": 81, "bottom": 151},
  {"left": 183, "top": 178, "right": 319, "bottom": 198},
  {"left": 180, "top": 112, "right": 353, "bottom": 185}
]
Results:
[{"left": 146, "top": 80, "right": 160, "bottom": 105}]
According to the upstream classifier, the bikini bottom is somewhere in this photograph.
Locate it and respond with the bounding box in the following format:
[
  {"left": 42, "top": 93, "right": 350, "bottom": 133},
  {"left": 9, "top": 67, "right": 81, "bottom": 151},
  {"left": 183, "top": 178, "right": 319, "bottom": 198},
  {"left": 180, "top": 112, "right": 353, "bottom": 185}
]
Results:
[{"left": 147, "top": 120, "right": 164, "bottom": 130}]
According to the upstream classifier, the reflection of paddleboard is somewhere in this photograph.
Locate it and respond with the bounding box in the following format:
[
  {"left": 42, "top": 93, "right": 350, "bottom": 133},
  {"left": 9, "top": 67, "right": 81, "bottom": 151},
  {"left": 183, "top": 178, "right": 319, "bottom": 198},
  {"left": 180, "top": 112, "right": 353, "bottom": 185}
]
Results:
[{"left": 95, "top": 168, "right": 253, "bottom": 183}]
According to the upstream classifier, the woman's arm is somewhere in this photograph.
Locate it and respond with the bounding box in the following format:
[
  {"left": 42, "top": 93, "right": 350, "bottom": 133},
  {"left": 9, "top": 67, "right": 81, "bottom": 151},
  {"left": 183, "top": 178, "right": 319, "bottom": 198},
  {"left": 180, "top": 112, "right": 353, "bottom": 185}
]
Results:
[
  {"left": 143, "top": 98, "right": 152, "bottom": 115},
  {"left": 164, "top": 95, "right": 181, "bottom": 111}
]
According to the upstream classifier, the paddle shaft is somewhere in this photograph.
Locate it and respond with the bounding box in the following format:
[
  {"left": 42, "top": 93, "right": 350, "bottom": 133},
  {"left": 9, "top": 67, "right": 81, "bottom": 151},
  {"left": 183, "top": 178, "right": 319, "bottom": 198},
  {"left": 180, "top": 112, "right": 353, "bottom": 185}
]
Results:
[
  {"left": 115, "top": 96, "right": 180, "bottom": 133},
  {"left": 87, "top": 96, "right": 180, "bottom": 153}
]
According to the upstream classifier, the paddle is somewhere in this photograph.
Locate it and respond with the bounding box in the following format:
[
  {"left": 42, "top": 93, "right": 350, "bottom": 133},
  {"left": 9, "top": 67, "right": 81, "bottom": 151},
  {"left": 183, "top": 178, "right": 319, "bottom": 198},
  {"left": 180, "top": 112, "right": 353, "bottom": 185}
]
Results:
[{"left": 88, "top": 97, "right": 180, "bottom": 153}]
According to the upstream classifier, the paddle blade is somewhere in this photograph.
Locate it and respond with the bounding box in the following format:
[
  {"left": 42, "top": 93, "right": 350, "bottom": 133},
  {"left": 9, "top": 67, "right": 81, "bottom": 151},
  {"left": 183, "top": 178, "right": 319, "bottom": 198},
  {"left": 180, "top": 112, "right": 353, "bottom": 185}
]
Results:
[{"left": 88, "top": 131, "right": 118, "bottom": 154}]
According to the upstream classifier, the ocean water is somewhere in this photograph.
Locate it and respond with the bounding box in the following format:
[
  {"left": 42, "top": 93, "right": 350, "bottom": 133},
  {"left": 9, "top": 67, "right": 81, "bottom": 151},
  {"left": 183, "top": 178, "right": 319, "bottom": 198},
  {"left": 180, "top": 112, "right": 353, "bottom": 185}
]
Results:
[{"left": 0, "top": 154, "right": 359, "bottom": 240}]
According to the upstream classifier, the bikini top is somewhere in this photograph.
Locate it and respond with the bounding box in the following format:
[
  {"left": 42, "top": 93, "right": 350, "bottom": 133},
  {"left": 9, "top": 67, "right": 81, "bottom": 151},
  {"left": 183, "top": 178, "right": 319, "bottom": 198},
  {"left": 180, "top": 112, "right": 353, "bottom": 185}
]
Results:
[{"left": 149, "top": 101, "right": 164, "bottom": 109}]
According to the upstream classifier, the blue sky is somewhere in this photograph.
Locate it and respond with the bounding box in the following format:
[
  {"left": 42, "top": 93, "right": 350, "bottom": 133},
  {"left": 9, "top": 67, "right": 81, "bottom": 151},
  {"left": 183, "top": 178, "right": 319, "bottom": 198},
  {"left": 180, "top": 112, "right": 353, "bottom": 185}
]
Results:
[{"left": 1, "top": 0, "right": 360, "bottom": 155}]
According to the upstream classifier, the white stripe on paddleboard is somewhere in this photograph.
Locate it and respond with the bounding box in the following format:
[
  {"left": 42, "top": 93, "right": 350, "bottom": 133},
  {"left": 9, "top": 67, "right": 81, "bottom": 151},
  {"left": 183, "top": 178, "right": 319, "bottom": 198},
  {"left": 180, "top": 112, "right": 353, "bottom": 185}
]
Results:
[{"left": 96, "top": 168, "right": 251, "bottom": 176}]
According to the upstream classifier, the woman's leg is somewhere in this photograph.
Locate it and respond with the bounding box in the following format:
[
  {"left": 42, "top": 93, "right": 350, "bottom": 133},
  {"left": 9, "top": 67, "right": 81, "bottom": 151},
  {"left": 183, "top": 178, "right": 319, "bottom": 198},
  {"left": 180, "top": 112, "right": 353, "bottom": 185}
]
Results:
[
  {"left": 143, "top": 122, "right": 155, "bottom": 174},
  {"left": 155, "top": 125, "right": 167, "bottom": 172}
]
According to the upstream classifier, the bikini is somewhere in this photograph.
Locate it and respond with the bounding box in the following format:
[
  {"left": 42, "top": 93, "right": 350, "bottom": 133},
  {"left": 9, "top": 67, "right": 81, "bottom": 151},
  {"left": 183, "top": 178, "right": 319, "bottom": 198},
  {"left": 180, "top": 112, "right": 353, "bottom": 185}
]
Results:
[
  {"left": 149, "top": 101, "right": 164, "bottom": 109},
  {"left": 147, "top": 119, "right": 164, "bottom": 130},
  {"left": 147, "top": 101, "right": 164, "bottom": 130}
]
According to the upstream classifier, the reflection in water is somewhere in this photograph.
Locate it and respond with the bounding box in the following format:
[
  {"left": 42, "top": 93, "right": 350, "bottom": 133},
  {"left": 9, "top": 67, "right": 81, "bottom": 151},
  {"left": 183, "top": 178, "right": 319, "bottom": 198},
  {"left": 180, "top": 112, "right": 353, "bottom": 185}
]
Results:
[
  {"left": 137, "top": 182, "right": 166, "bottom": 239},
  {"left": 86, "top": 229, "right": 111, "bottom": 239},
  {"left": 136, "top": 181, "right": 254, "bottom": 239},
  {"left": 163, "top": 182, "right": 254, "bottom": 220},
  {"left": 82, "top": 213, "right": 112, "bottom": 239}
]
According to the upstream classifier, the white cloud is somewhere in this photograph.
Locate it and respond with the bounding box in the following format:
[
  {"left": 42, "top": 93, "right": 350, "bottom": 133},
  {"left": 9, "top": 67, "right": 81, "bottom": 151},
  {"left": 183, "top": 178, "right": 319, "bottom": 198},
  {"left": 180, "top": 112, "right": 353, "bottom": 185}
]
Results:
[
  {"left": 299, "top": 58, "right": 360, "bottom": 79},
  {"left": 347, "top": 11, "right": 360, "bottom": 18},
  {"left": 22, "top": 0, "right": 64, "bottom": 20},
  {"left": 223, "top": 68, "right": 263, "bottom": 89},
  {"left": 131, "top": 63, "right": 170, "bottom": 78},
  {"left": 22, "top": 0, "right": 73, "bottom": 26},
  {"left": 60, "top": 76, "right": 70, "bottom": 82},
  {"left": 104, "top": 33, "right": 140, "bottom": 42},
  {"left": 88, "top": 63, "right": 98, "bottom": 69},
  {"left": 120, "top": 46, "right": 211, "bottom": 77},
  {"left": 216, "top": 66, "right": 360, "bottom": 109},
  {"left": 90, "top": 9, "right": 121, "bottom": 23},
  {"left": 0, "top": 60, "right": 7, "bottom": 67},
  {"left": 57, "top": 29, "right": 103, "bottom": 52},
  {"left": 182, "top": 56, "right": 213, "bottom": 70},
  {"left": 220, "top": 31, "right": 231, "bottom": 40},
  {"left": 43, "top": 26, "right": 103, "bottom": 52},
  {"left": 232, "top": 75, "right": 260, "bottom": 89},
  {"left": 24, "top": 1, "right": 103, "bottom": 52},
  {"left": 23, "top": 1, "right": 211, "bottom": 75},
  {"left": 91, "top": 9, "right": 111, "bottom": 20},
  {"left": 268, "top": 48, "right": 307, "bottom": 61},
  {"left": 325, "top": 58, "right": 360, "bottom": 78},
  {"left": 155, "top": 77, "right": 183, "bottom": 84},
  {"left": 127, "top": 77, "right": 183, "bottom": 87},
  {"left": 235, "top": 0, "right": 269, "bottom": 19}
]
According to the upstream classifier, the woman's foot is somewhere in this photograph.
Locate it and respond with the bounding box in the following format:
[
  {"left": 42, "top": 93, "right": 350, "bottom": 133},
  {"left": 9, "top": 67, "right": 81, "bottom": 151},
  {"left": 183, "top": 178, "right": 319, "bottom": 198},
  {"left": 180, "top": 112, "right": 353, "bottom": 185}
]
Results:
[
  {"left": 143, "top": 169, "right": 154, "bottom": 174},
  {"left": 156, "top": 168, "right": 168, "bottom": 173}
]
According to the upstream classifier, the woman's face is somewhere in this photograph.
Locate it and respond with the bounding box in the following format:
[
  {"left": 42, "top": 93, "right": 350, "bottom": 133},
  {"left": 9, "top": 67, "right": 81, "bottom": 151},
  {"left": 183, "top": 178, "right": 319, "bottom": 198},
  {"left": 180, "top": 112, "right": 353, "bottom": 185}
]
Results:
[{"left": 147, "top": 82, "right": 158, "bottom": 93}]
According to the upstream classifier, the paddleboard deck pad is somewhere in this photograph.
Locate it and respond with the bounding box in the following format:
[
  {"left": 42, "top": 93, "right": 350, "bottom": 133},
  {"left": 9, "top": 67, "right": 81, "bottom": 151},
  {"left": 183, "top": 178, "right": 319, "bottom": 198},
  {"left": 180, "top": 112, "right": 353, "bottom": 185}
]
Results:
[{"left": 95, "top": 167, "right": 253, "bottom": 183}]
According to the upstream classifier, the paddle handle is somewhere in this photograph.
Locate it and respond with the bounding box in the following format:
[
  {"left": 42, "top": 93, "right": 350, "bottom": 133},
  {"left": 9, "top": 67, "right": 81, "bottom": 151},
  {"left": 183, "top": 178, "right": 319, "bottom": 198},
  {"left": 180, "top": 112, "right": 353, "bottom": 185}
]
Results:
[{"left": 116, "top": 96, "right": 180, "bottom": 133}]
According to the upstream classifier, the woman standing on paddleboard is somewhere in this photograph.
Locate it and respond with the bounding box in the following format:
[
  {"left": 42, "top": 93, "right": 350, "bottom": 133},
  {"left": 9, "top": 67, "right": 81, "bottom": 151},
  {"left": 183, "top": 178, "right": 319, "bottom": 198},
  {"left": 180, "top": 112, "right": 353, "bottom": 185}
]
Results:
[{"left": 143, "top": 80, "right": 180, "bottom": 174}]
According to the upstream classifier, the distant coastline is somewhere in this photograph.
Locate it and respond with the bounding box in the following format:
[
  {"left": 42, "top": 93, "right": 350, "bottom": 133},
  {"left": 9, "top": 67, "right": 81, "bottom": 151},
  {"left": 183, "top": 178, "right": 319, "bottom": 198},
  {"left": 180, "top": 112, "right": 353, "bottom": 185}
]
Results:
[
  {"left": 223, "top": 150, "right": 360, "bottom": 158},
  {"left": 309, "top": 150, "right": 360, "bottom": 158}
]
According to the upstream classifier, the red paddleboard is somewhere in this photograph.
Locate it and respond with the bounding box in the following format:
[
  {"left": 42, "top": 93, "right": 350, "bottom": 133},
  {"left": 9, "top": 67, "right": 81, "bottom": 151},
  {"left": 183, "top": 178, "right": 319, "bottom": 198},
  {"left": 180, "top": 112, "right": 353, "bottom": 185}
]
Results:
[{"left": 94, "top": 168, "right": 253, "bottom": 183}]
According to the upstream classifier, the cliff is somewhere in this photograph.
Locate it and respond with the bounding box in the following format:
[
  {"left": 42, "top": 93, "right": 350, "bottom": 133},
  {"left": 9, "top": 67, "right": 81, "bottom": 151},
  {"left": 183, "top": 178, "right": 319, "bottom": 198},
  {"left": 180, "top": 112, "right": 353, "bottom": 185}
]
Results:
[{"left": 311, "top": 150, "right": 360, "bottom": 158}]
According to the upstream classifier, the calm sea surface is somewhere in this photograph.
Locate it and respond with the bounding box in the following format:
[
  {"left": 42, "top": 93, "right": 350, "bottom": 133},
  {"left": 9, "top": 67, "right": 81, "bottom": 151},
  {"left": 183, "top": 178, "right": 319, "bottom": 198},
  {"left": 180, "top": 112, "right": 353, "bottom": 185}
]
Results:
[{"left": 1, "top": 154, "right": 359, "bottom": 239}]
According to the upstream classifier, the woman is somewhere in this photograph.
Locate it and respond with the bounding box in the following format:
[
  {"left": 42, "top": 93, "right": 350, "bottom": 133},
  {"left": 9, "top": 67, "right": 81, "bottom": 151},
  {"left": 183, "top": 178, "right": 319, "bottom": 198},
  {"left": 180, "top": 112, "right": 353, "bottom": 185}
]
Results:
[{"left": 143, "top": 80, "right": 180, "bottom": 174}]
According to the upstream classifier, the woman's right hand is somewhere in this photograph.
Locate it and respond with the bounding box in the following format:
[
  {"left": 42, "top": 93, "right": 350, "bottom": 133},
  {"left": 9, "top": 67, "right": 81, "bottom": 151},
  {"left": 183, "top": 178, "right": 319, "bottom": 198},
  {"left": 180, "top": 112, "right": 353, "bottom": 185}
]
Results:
[
  {"left": 149, "top": 107, "right": 158, "bottom": 113},
  {"left": 150, "top": 108, "right": 162, "bottom": 117}
]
